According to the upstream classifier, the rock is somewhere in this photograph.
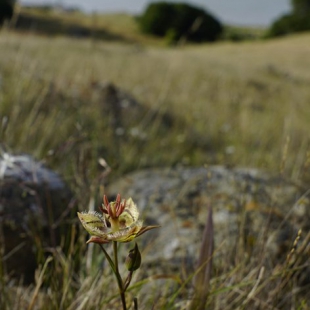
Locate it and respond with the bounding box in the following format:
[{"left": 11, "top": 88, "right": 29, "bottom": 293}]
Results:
[
  {"left": 89, "top": 82, "right": 213, "bottom": 150},
  {"left": 0, "top": 152, "right": 73, "bottom": 283},
  {"left": 106, "top": 166, "right": 310, "bottom": 277}
]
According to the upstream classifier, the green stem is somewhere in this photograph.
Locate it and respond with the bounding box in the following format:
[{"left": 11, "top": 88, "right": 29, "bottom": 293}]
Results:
[
  {"left": 113, "top": 241, "right": 119, "bottom": 274},
  {"left": 99, "top": 243, "right": 127, "bottom": 310},
  {"left": 99, "top": 244, "right": 116, "bottom": 274},
  {"left": 134, "top": 297, "right": 138, "bottom": 310},
  {"left": 113, "top": 241, "right": 127, "bottom": 310},
  {"left": 124, "top": 271, "right": 133, "bottom": 291}
]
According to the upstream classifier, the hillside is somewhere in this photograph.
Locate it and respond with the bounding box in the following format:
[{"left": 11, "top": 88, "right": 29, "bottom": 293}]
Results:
[
  {"left": 10, "top": 6, "right": 265, "bottom": 44},
  {"left": 1, "top": 29, "right": 310, "bottom": 180},
  {"left": 10, "top": 6, "right": 165, "bottom": 45}
]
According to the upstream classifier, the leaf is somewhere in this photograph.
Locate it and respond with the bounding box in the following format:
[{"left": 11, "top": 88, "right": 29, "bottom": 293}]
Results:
[{"left": 190, "top": 203, "right": 214, "bottom": 310}]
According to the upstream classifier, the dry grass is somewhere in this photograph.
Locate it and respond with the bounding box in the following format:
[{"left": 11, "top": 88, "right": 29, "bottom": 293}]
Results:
[
  {"left": 1, "top": 22, "right": 310, "bottom": 309},
  {"left": 1, "top": 30, "right": 310, "bottom": 179}
]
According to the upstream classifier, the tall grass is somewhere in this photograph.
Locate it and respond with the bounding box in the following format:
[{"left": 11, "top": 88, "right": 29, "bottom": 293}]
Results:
[
  {"left": 2, "top": 30, "right": 310, "bottom": 181},
  {"left": 1, "top": 27, "right": 310, "bottom": 309}
]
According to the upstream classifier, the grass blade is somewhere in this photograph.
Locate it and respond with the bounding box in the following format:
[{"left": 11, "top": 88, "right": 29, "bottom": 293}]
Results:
[{"left": 190, "top": 203, "right": 214, "bottom": 310}]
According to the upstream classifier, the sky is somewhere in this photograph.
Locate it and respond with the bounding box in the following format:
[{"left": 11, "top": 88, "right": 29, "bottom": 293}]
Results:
[{"left": 19, "top": 0, "right": 292, "bottom": 27}]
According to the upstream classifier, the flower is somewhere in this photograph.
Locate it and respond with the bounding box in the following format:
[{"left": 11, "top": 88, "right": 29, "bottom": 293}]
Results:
[{"left": 78, "top": 194, "right": 159, "bottom": 244}]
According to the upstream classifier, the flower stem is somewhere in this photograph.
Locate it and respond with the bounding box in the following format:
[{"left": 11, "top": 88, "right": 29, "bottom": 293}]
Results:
[
  {"left": 99, "top": 244, "right": 116, "bottom": 273},
  {"left": 113, "top": 241, "right": 127, "bottom": 310},
  {"left": 99, "top": 243, "right": 127, "bottom": 310}
]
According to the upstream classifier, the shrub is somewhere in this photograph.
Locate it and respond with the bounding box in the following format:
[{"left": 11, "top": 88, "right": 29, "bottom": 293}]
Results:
[
  {"left": 138, "top": 2, "right": 223, "bottom": 43},
  {"left": 267, "top": 13, "right": 310, "bottom": 37}
]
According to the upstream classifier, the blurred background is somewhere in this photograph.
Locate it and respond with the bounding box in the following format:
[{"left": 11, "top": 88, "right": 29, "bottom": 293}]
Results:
[
  {"left": 1, "top": 0, "right": 310, "bottom": 230},
  {"left": 1, "top": 0, "right": 310, "bottom": 308},
  {"left": 19, "top": 0, "right": 291, "bottom": 26},
  {"left": 1, "top": 0, "right": 309, "bottom": 183}
]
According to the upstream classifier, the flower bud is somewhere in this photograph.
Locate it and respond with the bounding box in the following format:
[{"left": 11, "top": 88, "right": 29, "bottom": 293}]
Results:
[{"left": 125, "top": 243, "right": 141, "bottom": 272}]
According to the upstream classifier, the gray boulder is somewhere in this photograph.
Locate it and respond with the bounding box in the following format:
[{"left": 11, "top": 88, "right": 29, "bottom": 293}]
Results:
[
  {"left": 0, "top": 152, "right": 73, "bottom": 283},
  {"left": 106, "top": 166, "right": 310, "bottom": 278}
]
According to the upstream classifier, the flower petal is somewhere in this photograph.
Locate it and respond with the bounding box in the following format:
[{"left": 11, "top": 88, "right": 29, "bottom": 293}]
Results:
[
  {"left": 107, "top": 220, "right": 143, "bottom": 242},
  {"left": 118, "top": 198, "right": 139, "bottom": 227},
  {"left": 86, "top": 236, "right": 110, "bottom": 244},
  {"left": 77, "top": 211, "right": 109, "bottom": 237},
  {"left": 136, "top": 225, "right": 161, "bottom": 238}
]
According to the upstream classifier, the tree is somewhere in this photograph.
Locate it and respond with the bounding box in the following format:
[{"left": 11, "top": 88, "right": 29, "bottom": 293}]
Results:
[
  {"left": 0, "top": 0, "right": 15, "bottom": 25},
  {"left": 292, "top": 0, "right": 310, "bottom": 16},
  {"left": 138, "top": 2, "right": 223, "bottom": 43},
  {"left": 267, "top": 0, "right": 310, "bottom": 37}
]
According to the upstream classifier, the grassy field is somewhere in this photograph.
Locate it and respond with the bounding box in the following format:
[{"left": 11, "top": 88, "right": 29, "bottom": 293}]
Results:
[
  {"left": 1, "top": 28, "right": 310, "bottom": 182},
  {"left": 1, "top": 11, "right": 310, "bottom": 309}
]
